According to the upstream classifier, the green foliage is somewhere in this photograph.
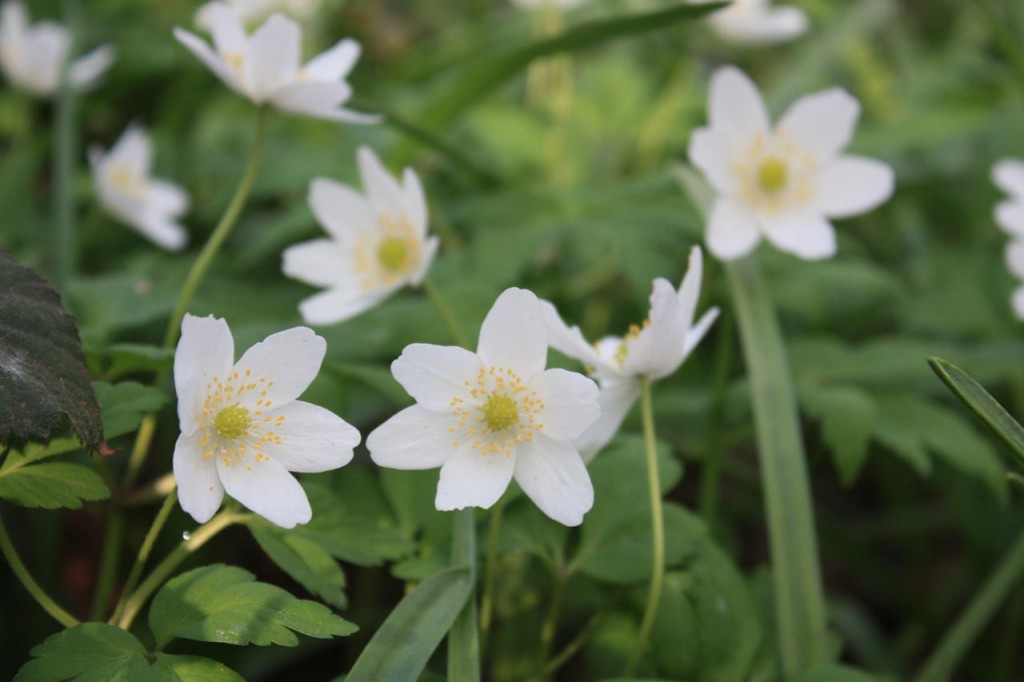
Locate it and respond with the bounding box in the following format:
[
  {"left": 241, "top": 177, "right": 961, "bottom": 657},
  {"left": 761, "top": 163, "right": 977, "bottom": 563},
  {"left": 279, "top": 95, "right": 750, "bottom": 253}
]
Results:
[
  {"left": 0, "top": 458, "right": 108, "bottom": 509},
  {"left": 93, "top": 381, "right": 168, "bottom": 439}
]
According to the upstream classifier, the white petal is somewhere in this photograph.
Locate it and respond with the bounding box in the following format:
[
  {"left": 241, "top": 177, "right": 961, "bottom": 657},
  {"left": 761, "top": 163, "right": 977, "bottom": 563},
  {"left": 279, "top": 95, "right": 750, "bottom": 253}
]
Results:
[
  {"left": 1013, "top": 286, "right": 1024, "bottom": 321},
  {"left": 148, "top": 180, "right": 190, "bottom": 217},
  {"left": 759, "top": 210, "right": 837, "bottom": 261},
  {"left": 708, "top": 66, "right": 770, "bottom": 144},
  {"left": 174, "top": 27, "right": 240, "bottom": 94},
  {"left": 270, "top": 78, "right": 352, "bottom": 119},
  {"left": 205, "top": 2, "right": 245, "bottom": 55},
  {"left": 575, "top": 379, "right": 641, "bottom": 462},
  {"left": 409, "top": 236, "right": 439, "bottom": 286},
  {"left": 624, "top": 279, "right": 686, "bottom": 379},
  {"left": 68, "top": 44, "right": 115, "bottom": 91},
  {"left": 368, "top": 405, "right": 458, "bottom": 470},
  {"left": 282, "top": 239, "right": 350, "bottom": 288},
  {"left": 174, "top": 314, "right": 234, "bottom": 418},
  {"left": 1006, "top": 241, "right": 1024, "bottom": 279},
  {"left": 993, "top": 159, "right": 1024, "bottom": 198},
  {"left": 477, "top": 288, "right": 547, "bottom": 377},
  {"left": 675, "top": 246, "right": 704, "bottom": 335},
  {"left": 688, "top": 128, "right": 735, "bottom": 193},
  {"left": 514, "top": 435, "right": 593, "bottom": 526},
  {"left": 173, "top": 432, "right": 224, "bottom": 524},
  {"left": 712, "top": 5, "right": 808, "bottom": 45},
  {"left": 995, "top": 201, "right": 1024, "bottom": 237},
  {"left": 107, "top": 124, "right": 151, "bottom": 175},
  {"left": 217, "top": 455, "right": 311, "bottom": 528},
  {"left": 539, "top": 299, "right": 603, "bottom": 368},
  {"left": 758, "top": 6, "right": 809, "bottom": 41},
  {"left": 402, "top": 167, "right": 428, "bottom": 238},
  {"left": 817, "top": 156, "right": 894, "bottom": 219},
  {"left": 778, "top": 88, "right": 860, "bottom": 160},
  {"left": 529, "top": 368, "right": 600, "bottom": 441},
  {"left": 358, "top": 146, "right": 406, "bottom": 215},
  {"left": 259, "top": 401, "right": 359, "bottom": 473},
  {"left": 308, "top": 176, "right": 375, "bottom": 243},
  {"left": 246, "top": 14, "right": 301, "bottom": 99},
  {"left": 436, "top": 443, "right": 515, "bottom": 511},
  {"left": 391, "top": 343, "right": 483, "bottom": 412},
  {"left": 706, "top": 197, "right": 761, "bottom": 261},
  {"left": 683, "top": 307, "right": 720, "bottom": 356},
  {"left": 298, "top": 287, "right": 392, "bottom": 325},
  {"left": 302, "top": 38, "right": 360, "bottom": 80},
  {"left": 233, "top": 327, "right": 325, "bottom": 408},
  {"left": 133, "top": 214, "right": 189, "bottom": 252}
]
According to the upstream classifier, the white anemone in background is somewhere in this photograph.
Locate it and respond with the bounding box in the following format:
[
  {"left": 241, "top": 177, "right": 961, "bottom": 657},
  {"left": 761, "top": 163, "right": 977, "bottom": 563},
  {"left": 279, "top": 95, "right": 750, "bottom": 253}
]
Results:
[
  {"left": 0, "top": 0, "right": 115, "bottom": 96},
  {"left": 367, "top": 288, "right": 601, "bottom": 527},
  {"left": 992, "top": 159, "right": 1024, "bottom": 319},
  {"left": 282, "top": 147, "right": 439, "bottom": 325},
  {"left": 173, "top": 314, "right": 360, "bottom": 528},
  {"left": 197, "top": 0, "right": 324, "bottom": 28},
  {"left": 543, "top": 247, "right": 718, "bottom": 459},
  {"left": 692, "top": 0, "right": 808, "bottom": 45},
  {"left": 89, "top": 125, "right": 190, "bottom": 252},
  {"left": 689, "top": 66, "right": 894, "bottom": 261},
  {"left": 175, "top": 2, "right": 376, "bottom": 123}
]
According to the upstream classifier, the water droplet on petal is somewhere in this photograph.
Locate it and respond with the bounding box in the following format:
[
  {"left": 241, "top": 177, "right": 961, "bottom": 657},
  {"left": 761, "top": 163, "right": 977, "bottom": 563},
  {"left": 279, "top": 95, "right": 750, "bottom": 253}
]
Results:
[{"left": 182, "top": 531, "right": 192, "bottom": 541}]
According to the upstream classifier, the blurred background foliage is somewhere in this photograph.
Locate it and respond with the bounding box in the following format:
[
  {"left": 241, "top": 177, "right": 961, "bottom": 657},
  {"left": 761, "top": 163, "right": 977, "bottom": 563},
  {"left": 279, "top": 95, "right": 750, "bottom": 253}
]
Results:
[{"left": 4, "top": 0, "right": 1024, "bottom": 680}]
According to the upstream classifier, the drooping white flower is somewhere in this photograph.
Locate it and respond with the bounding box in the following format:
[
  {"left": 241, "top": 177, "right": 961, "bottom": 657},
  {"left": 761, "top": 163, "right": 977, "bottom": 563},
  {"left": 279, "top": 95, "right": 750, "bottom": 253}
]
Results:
[
  {"left": 89, "top": 125, "right": 190, "bottom": 252},
  {"left": 368, "top": 288, "right": 601, "bottom": 526},
  {"left": 543, "top": 247, "right": 718, "bottom": 459},
  {"left": 692, "top": 0, "right": 808, "bottom": 45},
  {"left": 196, "top": 0, "right": 325, "bottom": 29},
  {"left": 282, "top": 147, "right": 439, "bottom": 325},
  {"left": 175, "top": 2, "right": 376, "bottom": 123},
  {"left": 992, "top": 159, "right": 1024, "bottom": 319},
  {"left": 688, "top": 66, "right": 894, "bottom": 262},
  {"left": 173, "top": 314, "right": 360, "bottom": 528},
  {"left": 0, "top": 0, "right": 115, "bottom": 97}
]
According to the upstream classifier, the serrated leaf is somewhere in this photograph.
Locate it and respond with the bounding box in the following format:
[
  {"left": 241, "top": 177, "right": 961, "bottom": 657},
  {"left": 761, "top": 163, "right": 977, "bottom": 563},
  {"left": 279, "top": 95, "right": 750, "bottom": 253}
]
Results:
[
  {"left": 0, "top": 252, "right": 102, "bottom": 451},
  {"left": 347, "top": 567, "right": 473, "bottom": 682},
  {"left": 14, "top": 623, "right": 150, "bottom": 682},
  {"left": 148, "top": 564, "right": 357, "bottom": 649},
  {"left": 249, "top": 522, "right": 347, "bottom": 608},
  {"left": 800, "top": 385, "right": 878, "bottom": 485},
  {"left": 93, "top": 381, "right": 168, "bottom": 440},
  {"left": 0, "top": 459, "right": 109, "bottom": 509}
]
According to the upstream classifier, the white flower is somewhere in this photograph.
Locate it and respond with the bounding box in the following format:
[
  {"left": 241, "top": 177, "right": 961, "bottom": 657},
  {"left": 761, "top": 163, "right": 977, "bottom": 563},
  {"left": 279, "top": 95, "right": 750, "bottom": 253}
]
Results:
[
  {"left": 173, "top": 314, "right": 360, "bottom": 528},
  {"left": 688, "top": 66, "right": 894, "bottom": 261},
  {"left": 992, "top": 159, "right": 1024, "bottom": 319},
  {"left": 196, "top": 0, "right": 324, "bottom": 28},
  {"left": 543, "top": 247, "right": 718, "bottom": 459},
  {"left": 367, "top": 288, "right": 600, "bottom": 526},
  {"left": 89, "top": 125, "right": 190, "bottom": 252},
  {"left": 510, "top": 0, "right": 586, "bottom": 10},
  {"left": 0, "top": 0, "right": 115, "bottom": 96},
  {"left": 174, "top": 2, "right": 376, "bottom": 123},
  {"left": 692, "top": 0, "right": 808, "bottom": 45},
  {"left": 282, "top": 147, "right": 439, "bottom": 325}
]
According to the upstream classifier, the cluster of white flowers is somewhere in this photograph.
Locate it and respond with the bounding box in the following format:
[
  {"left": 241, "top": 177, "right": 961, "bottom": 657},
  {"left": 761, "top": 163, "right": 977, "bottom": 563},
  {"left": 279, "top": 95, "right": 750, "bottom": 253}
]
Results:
[{"left": 992, "top": 160, "right": 1024, "bottom": 319}]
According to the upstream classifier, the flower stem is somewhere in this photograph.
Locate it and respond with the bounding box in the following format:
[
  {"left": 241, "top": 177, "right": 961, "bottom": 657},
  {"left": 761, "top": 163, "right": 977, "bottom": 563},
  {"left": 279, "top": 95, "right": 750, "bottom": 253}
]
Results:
[
  {"left": 915, "top": 527, "right": 1024, "bottom": 682},
  {"left": 422, "top": 277, "right": 470, "bottom": 348},
  {"left": 725, "top": 255, "right": 828, "bottom": 673},
  {"left": 479, "top": 495, "right": 506, "bottom": 650},
  {"left": 0, "top": 515, "right": 78, "bottom": 628},
  {"left": 110, "top": 487, "right": 179, "bottom": 624},
  {"left": 624, "top": 375, "right": 665, "bottom": 676},
  {"left": 88, "top": 512, "right": 124, "bottom": 620},
  {"left": 699, "top": 311, "right": 734, "bottom": 536},
  {"left": 537, "top": 567, "right": 567, "bottom": 680},
  {"left": 116, "top": 509, "right": 244, "bottom": 630},
  {"left": 448, "top": 508, "right": 480, "bottom": 682},
  {"left": 52, "top": 0, "right": 81, "bottom": 290}
]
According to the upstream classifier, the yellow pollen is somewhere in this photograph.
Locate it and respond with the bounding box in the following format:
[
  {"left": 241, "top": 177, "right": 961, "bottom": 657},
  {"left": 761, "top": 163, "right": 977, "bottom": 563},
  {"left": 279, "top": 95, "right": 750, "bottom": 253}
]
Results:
[
  {"left": 214, "top": 404, "right": 251, "bottom": 440},
  {"left": 377, "top": 237, "right": 411, "bottom": 272},
  {"left": 482, "top": 393, "right": 518, "bottom": 432},
  {"left": 108, "top": 164, "right": 146, "bottom": 199},
  {"left": 224, "top": 51, "right": 244, "bottom": 73},
  {"left": 757, "top": 158, "right": 788, "bottom": 193}
]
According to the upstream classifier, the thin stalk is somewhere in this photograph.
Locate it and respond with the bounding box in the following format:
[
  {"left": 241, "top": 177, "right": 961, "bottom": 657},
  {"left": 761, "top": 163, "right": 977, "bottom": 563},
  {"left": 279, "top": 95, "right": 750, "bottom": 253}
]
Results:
[
  {"left": 116, "top": 510, "right": 244, "bottom": 630},
  {"left": 88, "top": 513, "right": 124, "bottom": 620},
  {"left": 540, "top": 610, "right": 605, "bottom": 678},
  {"left": 537, "top": 568, "right": 567, "bottom": 681},
  {"left": 448, "top": 508, "right": 480, "bottom": 682},
  {"left": 479, "top": 494, "right": 506, "bottom": 648},
  {"left": 53, "top": 0, "right": 81, "bottom": 290},
  {"left": 0, "top": 515, "right": 78, "bottom": 628},
  {"left": 110, "top": 488, "right": 179, "bottom": 624},
  {"left": 915, "top": 528, "right": 1024, "bottom": 682},
  {"left": 699, "top": 311, "right": 734, "bottom": 536},
  {"left": 422, "top": 277, "right": 470, "bottom": 348},
  {"left": 725, "top": 256, "right": 828, "bottom": 673},
  {"left": 624, "top": 375, "right": 665, "bottom": 676}
]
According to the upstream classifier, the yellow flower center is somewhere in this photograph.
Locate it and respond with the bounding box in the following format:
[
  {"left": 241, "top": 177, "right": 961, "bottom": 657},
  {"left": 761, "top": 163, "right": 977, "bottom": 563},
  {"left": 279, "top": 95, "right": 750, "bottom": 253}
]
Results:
[
  {"left": 354, "top": 212, "right": 421, "bottom": 291},
  {"left": 214, "top": 404, "right": 251, "bottom": 440},
  {"left": 224, "top": 51, "right": 245, "bottom": 74},
  {"left": 377, "top": 237, "right": 411, "bottom": 272},
  {"left": 449, "top": 366, "right": 546, "bottom": 457},
  {"left": 108, "top": 164, "right": 147, "bottom": 200},
  {"left": 482, "top": 393, "right": 518, "bottom": 432},
  {"left": 757, "top": 157, "right": 788, "bottom": 193}
]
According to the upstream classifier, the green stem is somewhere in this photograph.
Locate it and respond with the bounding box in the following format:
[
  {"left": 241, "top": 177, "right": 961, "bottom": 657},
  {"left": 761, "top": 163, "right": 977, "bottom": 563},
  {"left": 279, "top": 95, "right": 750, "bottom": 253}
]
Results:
[
  {"left": 422, "top": 277, "right": 470, "bottom": 348},
  {"left": 88, "top": 513, "right": 124, "bottom": 620},
  {"left": 479, "top": 495, "right": 506, "bottom": 649},
  {"left": 725, "top": 256, "right": 828, "bottom": 673},
  {"left": 624, "top": 375, "right": 665, "bottom": 676},
  {"left": 538, "top": 568, "right": 567, "bottom": 680},
  {"left": 540, "top": 610, "right": 605, "bottom": 677},
  {"left": 116, "top": 509, "right": 244, "bottom": 630},
  {"left": 915, "top": 528, "right": 1024, "bottom": 682},
  {"left": 448, "top": 508, "right": 480, "bottom": 681},
  {"left": 110, "top": 488, "right": 179, "bottom": 624},
  {"left": 699, "top": 310, "right": 734, "bottom": 536},
  {"left": 53, "top": 0, "right": 81, "bottom": 290},
  {"left": 0, "top": 515, "right": 78, "bottom": 628}
]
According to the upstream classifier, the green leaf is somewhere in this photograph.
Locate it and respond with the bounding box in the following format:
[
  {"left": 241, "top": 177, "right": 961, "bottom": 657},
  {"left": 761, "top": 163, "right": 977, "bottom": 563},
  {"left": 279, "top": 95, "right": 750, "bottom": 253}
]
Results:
[
  {"left": 249, "top": 523, "right": 348, "bottom": 609},
  {"left": 0, "top": 252, "right": 102, "bottom": 451},
  {"left": 346, "top": 567, "right": 473, "bottom": 682},
  {"left": 785, "top": 664, "right": 883, "bottom": 682},
  {"left": 929, "top": 357, "right": 1024, "bottom": 471},
  {"left": 799, "top": 385, "right": 878, "bottom": 485},
  {"left": 148, "top": 564, "right": 357, "bottom": 649},
  {"left": 94, "top": 381, "right": 168, "bottom": 440},
  {"left": 0, "top": 459, "right": 109, "bottom": 509},
  {"left": 14, "top": 623, "right": 150, "bottom": 682},
  {"left": 150, "top": 655, "right": 244, "bottom": 682}
]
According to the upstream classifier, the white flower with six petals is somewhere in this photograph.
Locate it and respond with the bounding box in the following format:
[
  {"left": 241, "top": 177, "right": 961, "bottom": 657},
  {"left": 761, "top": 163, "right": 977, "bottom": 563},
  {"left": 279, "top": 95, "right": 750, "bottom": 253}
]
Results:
[
  {"left": 689, "top": 66, "right": 894, "bottom": 261},
  {"left": 543, "top": 247, "right": 718, "bottom": 459},
  {"left": 173, "top": 314, "right": 360, "bottom": 528},
  {"left": 693, "top": 0, "right": 808, "bottom": 46},
  {"left": 992, "top": 159, "right": 1024, "bottom": 319},
  {"left": 367, "top": 288, "right": 601, "bottom": 526},
  {"left": 175, "top": 2, "right": 376, "bottom": 123},
  {"left": 89, "top": 124, "right": 190, "bottom": 252},
  {"left": 282, "top": 147, "right": 439, "bottom": 325}
]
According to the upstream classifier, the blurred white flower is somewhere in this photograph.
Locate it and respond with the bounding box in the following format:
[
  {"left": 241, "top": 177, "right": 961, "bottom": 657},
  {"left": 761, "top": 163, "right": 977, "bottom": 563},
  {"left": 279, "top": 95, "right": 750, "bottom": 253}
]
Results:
[
  {"left": 992, "top": 159, "right": 1024, "bottom": 319},
  {"left": 368, "top": 288, "right": 600, "bottom": 526},
  {"left": 692, "top": 0, "right": 808, "bottom": 45},
  {"left": 0, "top": 0, "right": 115, "bottom": 96},
  {"left": 89, "top": 125, "right": 190, "bottom": 252},
  {"left": 175, "top": 2, "right": 376, "bottom": 123},
  {"left": 689, "top": 66, "right": 894, "bottom": 261},
  {"left": 173, "top": 314, "right": 360, "bottom": 528},
  {"left": 510, "top": 0, "right": 586, "bottom": 10},
  {"left": 282, "top": 147, "right": 439, "bottom": 325},
  {"left": 197, "top": 0, "right": 324, "bottom": 28},
  {"left": 542, "top": 247, "right": 718, "bottom": 459}
]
